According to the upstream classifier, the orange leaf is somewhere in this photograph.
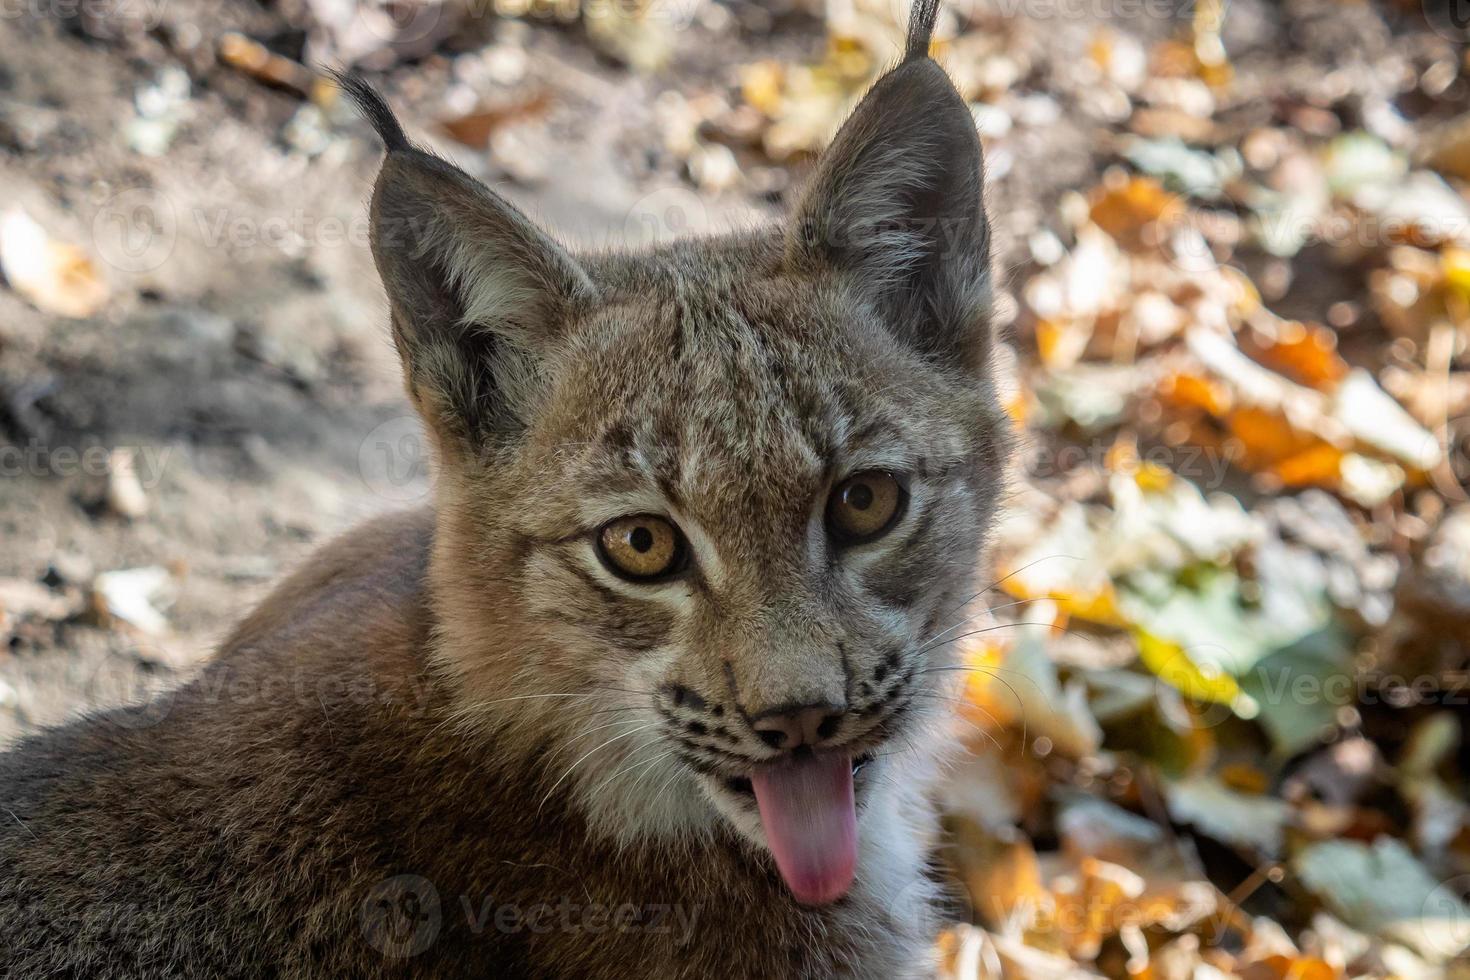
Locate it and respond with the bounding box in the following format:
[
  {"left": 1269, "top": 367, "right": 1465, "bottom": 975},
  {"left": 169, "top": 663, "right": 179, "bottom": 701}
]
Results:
[
  {"left": 1239, "top": 955, "right": 1340, "bottom": 980},
  {"left": 953, "top": 823, "right": 1048, "bottom": 931},
  {"left": 1271, "top": 442, "right": 1344, "bottom": 488},
  {"left": 1225, "top": 406, "right": 1333, "bottom": 470},
  {"left": 1089, "top": 175, "right": 1177, "bottom": 246},
  {"left": 1161, "top": 371, "right": 1233, "bottom": 417},
  {"left": 1246, "top": 322, "right": 1349, "bottom": 391}
]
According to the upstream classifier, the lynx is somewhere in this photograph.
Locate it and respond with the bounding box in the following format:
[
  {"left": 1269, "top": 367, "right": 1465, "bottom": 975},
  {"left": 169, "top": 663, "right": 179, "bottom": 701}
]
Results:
[{"left": 0, "top": 2, "right": 1009, "bottom": 975}]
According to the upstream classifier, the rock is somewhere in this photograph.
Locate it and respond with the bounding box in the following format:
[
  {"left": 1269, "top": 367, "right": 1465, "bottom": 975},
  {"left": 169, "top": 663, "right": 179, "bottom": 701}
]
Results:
[
  {"left": 0, "top": 576, "right": 80, "bottom": 645},
  {"left": 90, "top": 566, "right": 176, "bottom": 635},
  {"left": 1421, "top": 113, "right": 1470, "bottom": 182},
  {"left": 105, "top": 448, "right": 149, "bottom": 520},
  {"left": 42, "top": 552, "right": 93, "bottom": 588},
  {"left": 0, "top": 207, "right": 109, "bottom": 319},
  {"left": 687, "top": 142, "right": 741, "bottom": 194},
  {"left": 1419, "top": 506, "right": 1470, "bottom": 615}
]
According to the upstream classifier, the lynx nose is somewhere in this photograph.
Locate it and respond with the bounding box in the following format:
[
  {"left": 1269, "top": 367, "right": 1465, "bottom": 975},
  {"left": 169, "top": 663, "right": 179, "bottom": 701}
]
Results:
[{"left": 751, "top": 703, "right": 845, "bottom": 751}]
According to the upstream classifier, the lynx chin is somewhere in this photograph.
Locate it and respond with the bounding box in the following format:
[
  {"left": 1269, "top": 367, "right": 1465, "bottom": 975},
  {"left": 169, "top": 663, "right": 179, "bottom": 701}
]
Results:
[{"left": 0, "top": 1, "right": 1011, "bottom": 975}]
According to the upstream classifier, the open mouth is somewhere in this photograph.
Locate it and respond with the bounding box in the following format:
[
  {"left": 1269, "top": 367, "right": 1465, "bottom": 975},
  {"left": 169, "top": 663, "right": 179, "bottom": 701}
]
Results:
[
  {"left": 721, "top": 751, "right": 873, "bottom": 799},
  {"left": 717, "top": 750, "right": 875, "bottom": 907}
]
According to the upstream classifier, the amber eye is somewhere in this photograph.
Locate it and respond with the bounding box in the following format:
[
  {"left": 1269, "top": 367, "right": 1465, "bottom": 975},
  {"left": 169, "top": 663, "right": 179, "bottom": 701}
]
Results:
[
  {"left": 827, "top": 471, "right": 906, "bottom": 544},
  {"left": 597, "top": 515, "right": 686, "bottom": 581}
]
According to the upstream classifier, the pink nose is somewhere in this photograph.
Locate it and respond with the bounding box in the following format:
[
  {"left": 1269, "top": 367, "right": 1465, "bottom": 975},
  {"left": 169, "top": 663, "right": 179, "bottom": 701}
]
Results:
[{"left": 751, "top": 704, "right": 845, "bottom": 750}]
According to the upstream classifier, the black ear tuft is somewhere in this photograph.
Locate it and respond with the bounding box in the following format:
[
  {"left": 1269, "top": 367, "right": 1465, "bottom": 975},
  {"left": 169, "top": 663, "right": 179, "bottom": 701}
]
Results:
[
  {"left": 330, "top": 69, "right": 410, "bottom": 153},
  {"left": 905, "top": 0, "right": 941, "bottom": 62},
  {"left": 786, "top": 2, "right": 990, "bottom": 373}
]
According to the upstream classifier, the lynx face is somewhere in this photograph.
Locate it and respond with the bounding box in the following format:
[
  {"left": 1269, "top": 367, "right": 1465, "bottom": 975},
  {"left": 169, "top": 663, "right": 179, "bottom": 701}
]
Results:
[
  {"left": 513, "top": 270, "right": 1004, "bottom": 900},
  {"left": 344, "top": 20, "right": 1004, "bottom": 906}
]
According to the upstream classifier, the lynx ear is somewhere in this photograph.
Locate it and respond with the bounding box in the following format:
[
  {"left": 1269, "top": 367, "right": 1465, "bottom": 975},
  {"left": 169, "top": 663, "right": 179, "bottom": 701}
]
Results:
[
  {"left": 786, "top": 0, "right": 991, "bottom": 371},
  {"left": 338, "top": 74, "right": 596, "bottom": 452}
]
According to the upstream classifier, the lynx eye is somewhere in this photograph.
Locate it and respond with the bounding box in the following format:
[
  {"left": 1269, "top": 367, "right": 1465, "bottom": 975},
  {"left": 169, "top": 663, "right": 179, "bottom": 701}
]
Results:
[
  {"left": 597, "top": 515, "right": 685, "bottom": 581},
  {"left": 827, "top": 471, "right": 906, "bottom": 544}
]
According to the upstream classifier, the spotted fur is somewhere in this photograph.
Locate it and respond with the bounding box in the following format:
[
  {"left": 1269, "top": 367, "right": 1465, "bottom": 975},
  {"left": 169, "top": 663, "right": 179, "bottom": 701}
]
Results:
[{"left": 1, "top": 2, "right": 1011, "bottom": 975}]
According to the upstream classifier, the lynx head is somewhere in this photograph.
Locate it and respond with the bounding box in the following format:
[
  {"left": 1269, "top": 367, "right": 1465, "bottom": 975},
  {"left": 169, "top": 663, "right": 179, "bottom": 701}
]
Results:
[{"left": 342, "top": 0, "right": 1008, "bottom": 907}]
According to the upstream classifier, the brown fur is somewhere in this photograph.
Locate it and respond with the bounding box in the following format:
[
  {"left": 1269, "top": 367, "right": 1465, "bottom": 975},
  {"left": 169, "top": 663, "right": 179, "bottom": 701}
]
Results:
[{"left": 1, "top": 3, "right": 1011, "bottom": 975}]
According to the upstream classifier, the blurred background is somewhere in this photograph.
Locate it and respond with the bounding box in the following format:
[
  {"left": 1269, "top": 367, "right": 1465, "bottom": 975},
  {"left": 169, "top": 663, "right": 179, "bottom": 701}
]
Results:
[{"left": 2, "top": 0, "right": 1470, "bottom": 975}]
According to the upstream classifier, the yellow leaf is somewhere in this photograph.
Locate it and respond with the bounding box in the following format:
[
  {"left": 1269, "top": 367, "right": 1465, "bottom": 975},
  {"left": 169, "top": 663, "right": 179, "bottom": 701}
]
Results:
[
  {"left": 959, "top": 637, "right": 1017, "bottom": 731},
  {"left": 1442, "top": 247, "right": 1470, "bottom": 304},
  {"left": 739, "top": 61, "right": 784, "bottom": 116},
  {"left": 1137, "top": 630, "right": 1243, "bottom": 707},
  {"left": 998, "top": 571, "right": 1126, "bottom": 628}
]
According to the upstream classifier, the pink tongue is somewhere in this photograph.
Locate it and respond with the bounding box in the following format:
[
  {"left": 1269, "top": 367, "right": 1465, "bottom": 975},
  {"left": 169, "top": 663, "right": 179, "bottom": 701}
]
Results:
[{"left": 750, "top": 753, "right": 857, "bottom": 906}]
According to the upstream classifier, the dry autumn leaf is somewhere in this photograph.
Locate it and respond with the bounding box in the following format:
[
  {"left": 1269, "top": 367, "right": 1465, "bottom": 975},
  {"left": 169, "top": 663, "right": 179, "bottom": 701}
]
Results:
[{"left": 0, "top": 208, "right": 108, "bottom": 319}]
